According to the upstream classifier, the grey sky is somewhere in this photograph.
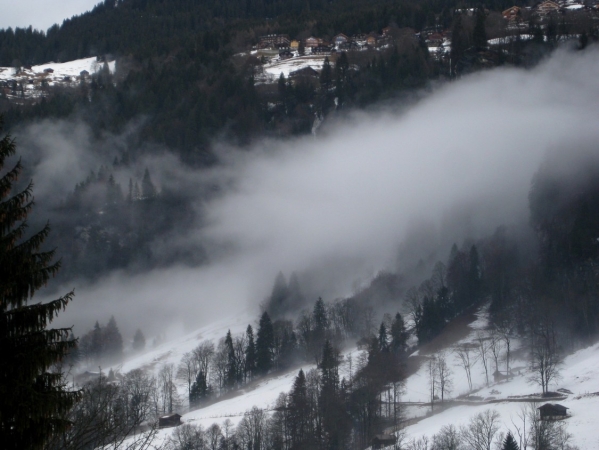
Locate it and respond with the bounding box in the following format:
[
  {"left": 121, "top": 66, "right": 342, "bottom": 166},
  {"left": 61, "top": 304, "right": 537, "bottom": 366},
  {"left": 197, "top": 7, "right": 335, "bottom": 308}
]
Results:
[{"left": 0, "top": 0, "right": 99, "bottom": 31}]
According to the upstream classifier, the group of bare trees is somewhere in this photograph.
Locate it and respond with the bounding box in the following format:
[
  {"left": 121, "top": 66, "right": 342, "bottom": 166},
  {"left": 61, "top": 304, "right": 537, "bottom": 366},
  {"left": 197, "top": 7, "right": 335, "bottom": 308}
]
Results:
[
  {"left": 45, "top": 368, "right": 169, "bottom": 450},
  {"left": 405, "top": 405, "right": 577, "bottom": 450},
  {"left": 427, "top": 351, "right": 453, "bottom": 408},
  {"left": 527, "top": 321, "right": 562, "bottom": 395},
  {"left": 426, "top": 324, "right": 517, "bottom": 405},
  {"left": 403, "top": 409, "right": 501, "bottom": 450}
]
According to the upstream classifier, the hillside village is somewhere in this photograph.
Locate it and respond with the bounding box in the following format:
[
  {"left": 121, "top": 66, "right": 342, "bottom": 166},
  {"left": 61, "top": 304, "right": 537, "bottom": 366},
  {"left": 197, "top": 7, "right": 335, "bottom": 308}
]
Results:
[
  {"left": 248, "top": 0, "right": 598, "bottom": 81},
  {"left": 0, "top": 0, "right": 597, "bottom": 105},
  {"left": 0, "top": 56, "right": 116, "bottom": 103}
]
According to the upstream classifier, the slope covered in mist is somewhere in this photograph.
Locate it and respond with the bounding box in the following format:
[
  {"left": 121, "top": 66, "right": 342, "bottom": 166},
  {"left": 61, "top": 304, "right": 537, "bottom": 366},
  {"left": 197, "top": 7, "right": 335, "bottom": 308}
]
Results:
[{"left": 29, "top": 47, "right": 599, "bottom": 340}]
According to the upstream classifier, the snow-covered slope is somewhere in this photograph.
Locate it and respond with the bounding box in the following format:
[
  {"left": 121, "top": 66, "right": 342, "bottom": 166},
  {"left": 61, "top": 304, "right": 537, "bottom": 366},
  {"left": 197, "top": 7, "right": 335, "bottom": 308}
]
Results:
[
  {"left": 104, "top": 302, "right": 599, "bottom": 449},
  {"left": 401, "top": 308, "right": 599, "bottom": 449}
]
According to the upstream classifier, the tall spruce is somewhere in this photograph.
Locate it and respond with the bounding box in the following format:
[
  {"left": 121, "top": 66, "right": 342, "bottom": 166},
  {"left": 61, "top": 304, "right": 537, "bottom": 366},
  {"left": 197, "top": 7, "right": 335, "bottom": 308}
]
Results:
[
  {"left": 132, "top": 328, "right": 146, "bottom": 352},
  {"left": 473, "top": 7, "right": 488, "bottom": 50},
  {"left": 378, "top": 322, "right": 389, "bottom": 352},
  {"left": 312, "top": 297, "right": 328, "bottom": 346},
  {"left": 288, "top": 369, "right": 310, "bottom": 448},
  {"left": 225, "top": 329, "right": 237, "bottom": 388},
  {"left": 141, "top": 168, "right": 156, "bottom": 199},
  {"left": 502, "top": 432, "right": 520, "bottom": 450},
  {"left": 256, "top": 311, "right": 274, "bottom": 374},
  {"left": 244, "top": 324, "right": 257, "bottom": 381},
  {"left": 390, "top": 312, "right": 408, "bottom": 355},
  {"left": 0, "top": 120, "right": 81, "bottom": 449},
  {"left": 103, "top": 315, "right": 123, "bottom": 363}
]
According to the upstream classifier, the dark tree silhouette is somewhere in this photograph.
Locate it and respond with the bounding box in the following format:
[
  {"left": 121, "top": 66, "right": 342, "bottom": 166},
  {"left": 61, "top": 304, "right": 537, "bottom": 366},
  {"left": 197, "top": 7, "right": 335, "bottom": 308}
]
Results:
[{"left": 0, "top": 120, "right": 81, "bottom": 449}]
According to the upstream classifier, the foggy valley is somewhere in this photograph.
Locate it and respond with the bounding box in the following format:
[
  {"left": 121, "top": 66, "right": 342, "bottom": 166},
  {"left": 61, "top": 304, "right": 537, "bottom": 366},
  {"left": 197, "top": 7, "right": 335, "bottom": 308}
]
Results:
[
  {"left": 3, "top": 1, "right": 599, "bottom": 448},
  {"left": 21, "top": 48, "right": 599, "bottom": 339}
]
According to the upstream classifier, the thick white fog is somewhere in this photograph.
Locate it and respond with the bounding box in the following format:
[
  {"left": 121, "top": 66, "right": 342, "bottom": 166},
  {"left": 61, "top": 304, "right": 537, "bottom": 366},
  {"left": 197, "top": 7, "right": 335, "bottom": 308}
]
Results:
[{"left": 28, "top": 47, "right": 599, "bottom": 341}]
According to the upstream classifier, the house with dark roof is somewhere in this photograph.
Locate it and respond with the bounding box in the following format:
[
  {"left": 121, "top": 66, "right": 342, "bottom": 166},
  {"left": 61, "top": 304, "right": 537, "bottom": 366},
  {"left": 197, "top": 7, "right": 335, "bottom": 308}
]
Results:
[
  {"left": 159, "top": 413, "right": 182, "bottom": 428},
  {"left": 538, "top": 403, "right": 569, "bottom": 420},
  {"left": 333, "top": 33, "right": 349, "bottom": 46},
  {"left": 373, "top": 434, "right": 396, "bottom": 449}
]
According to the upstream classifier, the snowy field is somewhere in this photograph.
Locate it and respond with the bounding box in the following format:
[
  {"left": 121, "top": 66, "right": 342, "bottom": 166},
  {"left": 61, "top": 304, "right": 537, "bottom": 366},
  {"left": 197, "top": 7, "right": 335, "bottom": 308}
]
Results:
[
  {"left": 0, "top": 56, "right": 116, "bottom": 81},
  {"left": 401, "top": 305, "right": 599, "bottom": 449},
  {"left": 262, "top": 56, "right": 326, "bottom": 79},
  {"left": 403, "top": 349, "right": 599, "bottom": 449}
]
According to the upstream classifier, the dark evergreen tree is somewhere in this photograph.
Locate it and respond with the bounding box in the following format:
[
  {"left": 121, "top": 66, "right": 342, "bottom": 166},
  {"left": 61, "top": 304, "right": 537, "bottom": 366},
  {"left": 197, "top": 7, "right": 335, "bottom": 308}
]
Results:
[
  {"left": 319, "top": 339, "right": 348, "bottom": 449},
  {"left": 287, "top": 272, "right": 305, "bottom": 311},
  {"left": 468, "top": 245, "right": 482, "bottom": 305},
  {"left": 320, "top": 340, "right": 339, "bottom": 393},
  {"left": 312, "top": 297, "right": 328, "bottom": 344},
  {"left": 256, "top": 311, "right": 274, "bottom": 374},
  {"left": 267, "top": 271, "right": 288, "bottom": 318},
  {"left": 189, "top": 370, "right": 209, "bottom": 406},
  {"left": 91, "top": 320, "right": 103, "bottom": 362},
  {"left": 141, "top": 168, "right": 156, "bottom": 199},
  {"left": 378, "top": 322, "right": 389, "bottom": 352},
  {"left": 244, "top": 324, "right": 257, "bottom": 381},
  {"left": 320, "top": 56, "right": 333, "bottom": 91},
  {"left": 472, "top": 7, "right": 488, "bottom": 50},
  {"left": 103, "top": 315, "right": 124, "bottom": 363},
  {"left": 0, "top": 121, "right": 81, "bottom": 449},
  {"left": 502, "top": 432, "right": 520, "bottom": 450},
  {"left": 450, "top": 14, "right": 467, "bottom": 77},
  {"left": 225, "top": 329, "right": 237, "bottom": 388},
  {"left": 132, "top": 328, "right": 146, "bottom": 352},
  {"left": 288, "top": 369, "right": 311, "bottom": 448},
  {"left": 390, "top": 312, "right": 408, "bottom": 356}
]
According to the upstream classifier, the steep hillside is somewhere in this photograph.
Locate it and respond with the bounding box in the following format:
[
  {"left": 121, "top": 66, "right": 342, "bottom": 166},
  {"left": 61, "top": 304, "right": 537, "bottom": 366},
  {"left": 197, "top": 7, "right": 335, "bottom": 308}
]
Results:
[{"left": 101, "top": 302, "right": 599, "bottom": 449}]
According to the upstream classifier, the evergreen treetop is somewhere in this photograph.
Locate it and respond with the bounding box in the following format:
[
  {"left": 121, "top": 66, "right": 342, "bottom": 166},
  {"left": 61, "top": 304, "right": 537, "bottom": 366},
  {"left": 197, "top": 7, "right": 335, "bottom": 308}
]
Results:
[
  {"left": 502, "top": 432, "right": 520, "bottom": 450},
  {"left": 0, "top": 120, "right": 81, "bottom": 449}
]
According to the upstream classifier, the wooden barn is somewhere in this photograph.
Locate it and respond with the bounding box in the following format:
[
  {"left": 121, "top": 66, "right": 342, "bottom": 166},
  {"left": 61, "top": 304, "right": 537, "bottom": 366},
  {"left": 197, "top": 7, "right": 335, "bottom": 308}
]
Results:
[
  {"left": 159, "top": 413, "right": 182, "bottom": 428},
  {"left": 538, "top": 403, "right": 568, "bottom": 420},
  {"left": 372, "top": 434, "right": 396, "bottom": 449}
]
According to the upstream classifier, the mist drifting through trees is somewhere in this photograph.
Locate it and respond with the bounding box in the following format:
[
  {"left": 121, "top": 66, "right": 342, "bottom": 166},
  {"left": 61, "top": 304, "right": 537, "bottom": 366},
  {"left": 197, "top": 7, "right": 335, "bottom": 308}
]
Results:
[{"left": 17, "top": 47, "right": 593, "bottom": 341}]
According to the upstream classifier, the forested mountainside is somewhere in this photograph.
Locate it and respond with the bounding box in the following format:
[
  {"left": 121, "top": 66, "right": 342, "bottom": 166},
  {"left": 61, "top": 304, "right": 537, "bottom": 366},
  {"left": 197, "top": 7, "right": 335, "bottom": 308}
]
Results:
[
  {"left": 0, "top": 0, "right": 515, "bottom": 65},
  {"left": 2, "top": 0, "right": 595, "bottom": 164}
]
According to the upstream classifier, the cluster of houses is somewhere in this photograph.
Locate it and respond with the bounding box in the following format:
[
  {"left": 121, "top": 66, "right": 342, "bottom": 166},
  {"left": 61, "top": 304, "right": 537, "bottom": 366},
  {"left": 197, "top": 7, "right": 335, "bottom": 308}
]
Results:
[
  {"left": 503, "top": 0, "right": 597, "bottom": 22},
  {"left": 0, "top": 66, "right": 91, "bottom": 101},
  {"left": 257, "top": 0, "right": 597, "bottom": 62},
  {"left": 257, "top": 27, "right": 399, "bottom": 59}
]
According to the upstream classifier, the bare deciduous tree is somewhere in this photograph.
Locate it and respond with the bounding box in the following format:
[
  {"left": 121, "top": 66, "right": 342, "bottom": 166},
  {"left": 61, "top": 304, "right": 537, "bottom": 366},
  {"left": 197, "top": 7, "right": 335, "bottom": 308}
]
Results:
[
  {"left": 497, "top": 323, "right": 513, "bottom": 378},
  {"left": 212, "top": 338, "right": 229, "bottom": 392},
  {"left": 436, "top": 351, "right": 453, "bottom": 402},
  {"left": 206, "top": 424, "right": 222, "bottom": 450},
  {"left": 460, "top": 409, "right": 501, "bottom": 450},
  {"left": 432, "top": 424, "right": 461, "bottom": 450},
  {"left": 193, "top": 341, "right": 215, "bottom": 379},
  {"left": 177, "top": 352, "right": 198, "bottom": 397},
  {"left": 428, "top": 356, "right": 439, "bottom": 410},
  {"left": 45, "top": 375, "right": 160, "bottom": 450},
  {"left": 168, "top": 423, "right": 206, "bottom": 450},
  {"left": 474, "top": 331, "right": 491, "bottom": 386},
  {"left": 158, "top": 363, "right": 179, "bottom": 415},
  {"left": 488, "top": 329, "right": 504, "bottom": 376},
  {"left": 237, "top": 407, "right": 268, "bottom": 450},
  {"left": 454, "top": 343, "right": 478, "bottom": 392},
  {"left": 528, "top": 322, "right": 562, "bottom": 394}
]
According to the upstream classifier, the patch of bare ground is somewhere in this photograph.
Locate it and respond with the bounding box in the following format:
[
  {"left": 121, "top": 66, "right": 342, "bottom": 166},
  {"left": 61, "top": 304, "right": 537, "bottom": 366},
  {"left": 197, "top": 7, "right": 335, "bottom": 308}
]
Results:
[
  {"left": 404, "top": 307, "right": 480, "bottom": 379},
  {"left": 418, "top": 308, "right": 479, "bottom": 355}
]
